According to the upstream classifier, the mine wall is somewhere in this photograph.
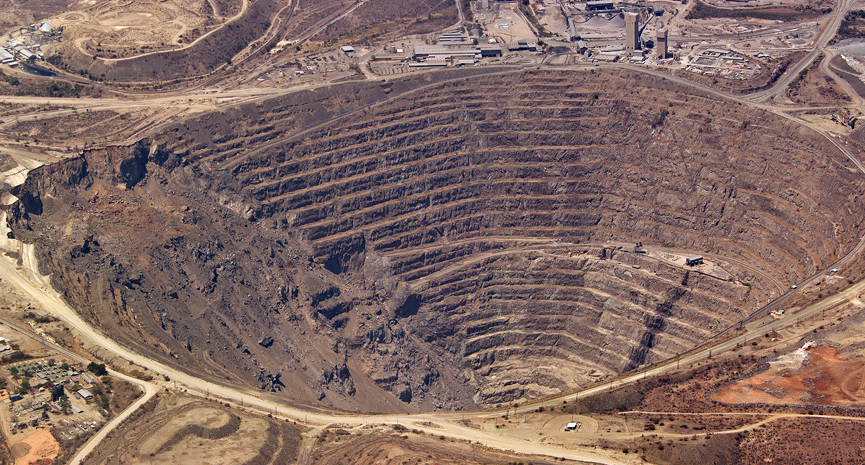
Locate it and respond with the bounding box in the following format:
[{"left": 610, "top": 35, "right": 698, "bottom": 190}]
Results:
[{"left": 6, "top": 68, "right": 865, "bottom": 410}]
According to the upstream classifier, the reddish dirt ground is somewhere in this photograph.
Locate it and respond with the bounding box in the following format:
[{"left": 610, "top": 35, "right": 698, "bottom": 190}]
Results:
[
  {"left": 11, "top": 429, "right": 59, "bottom": 465},
  {"left": 712, "top": 345, "right": 865, "bottom": 406}
]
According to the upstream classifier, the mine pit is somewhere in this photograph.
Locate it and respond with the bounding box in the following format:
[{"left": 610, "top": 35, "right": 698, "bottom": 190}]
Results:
[{"left": 6, "top": 68, "right": 865, "bottom": 411}]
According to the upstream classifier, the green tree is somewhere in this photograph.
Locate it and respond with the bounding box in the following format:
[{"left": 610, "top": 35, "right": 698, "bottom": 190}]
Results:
[
  {"left": 59, "top": 395, "right": 69, "bottom": 415},
  {"left": 87, "top": 362, "right": 107, "bottom": 376},
  {"left": 17, "top": 380, "right": 30, "bottom": 394}
]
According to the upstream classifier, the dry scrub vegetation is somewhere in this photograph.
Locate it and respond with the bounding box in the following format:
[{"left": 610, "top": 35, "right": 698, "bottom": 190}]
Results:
[
  {"left": 310, "top": 426, "right": 577, "bottom": 465},
  {"left": 787, "top": 53, "right": 851, "bottom": 104},
  {"left": 313, "top": 0, "right": 459, "bottom": 46},
  {"left": 739, "top": 418, "right": 865, "bottom": 464}
]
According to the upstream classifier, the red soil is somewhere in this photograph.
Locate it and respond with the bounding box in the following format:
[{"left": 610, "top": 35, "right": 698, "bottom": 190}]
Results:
[{"left": 711, "top": 345, "right": 865, "bottom": 407}]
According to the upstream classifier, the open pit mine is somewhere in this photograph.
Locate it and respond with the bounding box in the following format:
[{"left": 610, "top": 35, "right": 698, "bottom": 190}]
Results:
[{"left": 6, "top": 68, "right": 865, "bottom": 412}]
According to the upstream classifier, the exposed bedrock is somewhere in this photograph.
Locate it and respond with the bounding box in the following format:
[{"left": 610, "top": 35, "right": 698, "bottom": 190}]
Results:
[{"left": 7, "top": 69, "right": 865, "bottom": 411}]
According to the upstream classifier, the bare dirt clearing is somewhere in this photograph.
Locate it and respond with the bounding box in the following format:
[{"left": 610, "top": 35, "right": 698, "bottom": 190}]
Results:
[
  {"left": 84, "top": 391, "right": 303, "bottom": 465},
  {"left": 53, "top": 0, "right": 232, "bottom": 59},
  {"left": 10, "top": 429, "right": 58, "bottom": 465},
  {"left": 49, "top": 0, "right": 281, "bottom": 82},
  {"left": 787, "top": 53, "right": 852, "bottom": 104},
  {"left": 712, "top": 344, "right": 865, "bottom": 406}
]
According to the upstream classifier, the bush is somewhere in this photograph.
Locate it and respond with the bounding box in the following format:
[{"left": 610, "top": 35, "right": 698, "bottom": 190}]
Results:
[
  {"left": 1, "top": 351, "right": 31, "bottom": 363},
  {"left": 87, "top": 362, "right": 108, "bottom": 376}
]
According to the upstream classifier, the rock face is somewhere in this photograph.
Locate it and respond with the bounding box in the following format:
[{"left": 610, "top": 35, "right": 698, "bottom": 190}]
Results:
[{"left": 7, "top": 69, "right": 865, "bottom": 411}]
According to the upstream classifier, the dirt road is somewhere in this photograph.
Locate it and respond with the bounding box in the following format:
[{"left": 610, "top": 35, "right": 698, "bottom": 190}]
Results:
[{"left": 67, "top": 371, "right": 157, "bottom": 465}]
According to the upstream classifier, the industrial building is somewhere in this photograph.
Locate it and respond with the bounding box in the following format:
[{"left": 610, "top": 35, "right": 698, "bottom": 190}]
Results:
[
  {"left": 437, "top": 31, "right": 471, "bottom": 46},
  {"left": 686, "top": 255, "right": 703, "bottom": 266},
  {"left": 624, "top": 12, "right": 640, "bottom": 53},
  {"left": 410, "top": 30, "right": 505, "bottom": 65},
  {"left": 373, "top": 53, "right": 410, "bottom": 61},
  {"left": 17, "top": 48, "right": 35, "bottom": 61},
  {"left": 587, "top": 0, "right": 615, "bottom": 11},
  {"left": 508, "top": 40, "right": 537, "bottom": 52},
  {"left": 414, "top": 45, "right": 480, "bottom": 58},
  {"left": 565, "top": 422, "right": 580, "bottom": 431},
  {"left": 479, "top": 45, "right": 503, "bottom": 57},
  {"left": 413, "top": 43, "right": 501, "bottom": 62},
  {"left": 575, "top": 40, "right": 588, "bottom": 53},
  {"left": 657, "top": 29, "right": 668, "bottom": 58}
]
